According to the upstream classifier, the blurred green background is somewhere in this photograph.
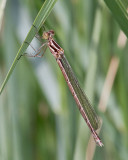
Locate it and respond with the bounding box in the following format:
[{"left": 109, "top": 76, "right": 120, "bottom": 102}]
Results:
[{"left": 0, "top": 0, "right": 128, "bottom": 160}]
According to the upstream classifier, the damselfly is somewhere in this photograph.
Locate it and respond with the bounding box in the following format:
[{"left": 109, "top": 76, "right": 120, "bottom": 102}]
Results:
[{"left": 26, "top": 29, "right": 103, "bottom": 147}]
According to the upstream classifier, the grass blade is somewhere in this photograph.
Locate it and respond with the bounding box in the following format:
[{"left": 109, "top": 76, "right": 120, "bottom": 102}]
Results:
[
  {"left": 104, "top": 0, "right": 128, "bottom": 37},
  {"left": 0, "top": 0, "right": 57, "bottom": 95}
]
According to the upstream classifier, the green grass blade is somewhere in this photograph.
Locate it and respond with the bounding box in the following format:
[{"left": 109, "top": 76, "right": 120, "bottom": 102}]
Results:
[
  {"left": 104, "top": 0, "right": 128, "bottom": 37},
  {"left": 0, "top": 0, "right": 57, "bottom": 95}
]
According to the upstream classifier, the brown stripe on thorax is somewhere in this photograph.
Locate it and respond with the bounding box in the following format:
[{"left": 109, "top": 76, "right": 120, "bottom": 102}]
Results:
[
  {"left": 49, "top": 44, "right": 58, "bottom": 53},
  {"left": 52, "top": 39, "right": 61, "bottom": 49},
  {"left": 48, "top": 36, "right": 64, "bottom": 59}
]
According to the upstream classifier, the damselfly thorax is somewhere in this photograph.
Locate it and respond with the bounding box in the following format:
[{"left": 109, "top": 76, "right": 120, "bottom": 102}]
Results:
[{"left": 43, "top": 30, "right": 64, "bottom": 59}]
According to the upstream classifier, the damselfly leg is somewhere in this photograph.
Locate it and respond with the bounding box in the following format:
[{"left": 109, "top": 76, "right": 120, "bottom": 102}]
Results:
[
  {"left": 23, "top": 25, "right": 48, "bottom": 57},
  {"left": 24, "top": 41, "right": 48, "bottom": 57},
  {"left": 32, "top": 24, "right": 46, "bottom": 42}
]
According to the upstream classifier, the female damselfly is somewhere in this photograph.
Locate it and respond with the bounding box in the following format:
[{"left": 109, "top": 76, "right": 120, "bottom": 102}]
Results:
[{"left": 26, "top": 29, "right": 103, "bottom": 147}]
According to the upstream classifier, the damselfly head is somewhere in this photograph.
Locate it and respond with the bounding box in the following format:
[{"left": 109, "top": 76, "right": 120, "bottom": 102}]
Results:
[
  {"left": 43, "top": 32, "right": 49, "bottom": 40},
  {"left": 43, "top": 30, "right": 55, "bottom": 40}
]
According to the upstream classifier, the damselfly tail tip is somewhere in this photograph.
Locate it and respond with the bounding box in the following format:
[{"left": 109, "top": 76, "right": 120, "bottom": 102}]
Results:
[{"left": 95, "top": 138, "right": 104, "bottom": 147}]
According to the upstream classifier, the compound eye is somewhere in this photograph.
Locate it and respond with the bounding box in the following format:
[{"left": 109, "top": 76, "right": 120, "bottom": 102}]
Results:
[{"left": 49, "top": 30, "right": 55, "bottom": 36}]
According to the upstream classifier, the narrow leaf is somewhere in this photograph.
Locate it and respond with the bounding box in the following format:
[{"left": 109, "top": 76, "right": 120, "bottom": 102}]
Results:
[
  {"left": 104, "top": 0, "right": 128, "bottom": 37},
  {"left": 0, "top": 0, "right": 57, "bottom": 95}
]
